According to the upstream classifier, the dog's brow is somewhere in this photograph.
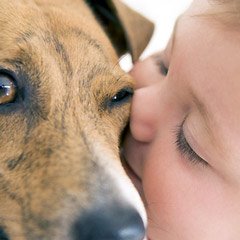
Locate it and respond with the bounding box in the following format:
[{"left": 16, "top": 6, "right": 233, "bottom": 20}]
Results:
[
  {"left": 68, "top": 27, "right": 106, "bottom": 56},
  {"left": 16, "top": 30, "right": 36, "bottom": 44},
  {"left": 51, "top": 35, "right": 73, "bottom": 77}
]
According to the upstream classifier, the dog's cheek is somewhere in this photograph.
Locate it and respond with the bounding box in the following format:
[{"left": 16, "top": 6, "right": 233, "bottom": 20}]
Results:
[
  {"left": 89, "top": 141, "right": 147, "bottom": 227},
  {"left": 107, "top": 158, "right": 147, "bottom": 227},
  {"left": 0, "top": 195, "right": 24, "bottom": 239},
  {"left": 93, "top": 102, "right": 132, "bottom": 132},
  {"left": 0, "top": 115, "right": 26, "bottom": 170},
  {"left": 112, "top": 104, "right": 131, "bottom": 132}
]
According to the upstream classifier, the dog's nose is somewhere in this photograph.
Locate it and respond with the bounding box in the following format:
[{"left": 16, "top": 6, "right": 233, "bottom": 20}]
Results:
[{"left": 71, "top": 204, "right": 145, "bottom": 240}]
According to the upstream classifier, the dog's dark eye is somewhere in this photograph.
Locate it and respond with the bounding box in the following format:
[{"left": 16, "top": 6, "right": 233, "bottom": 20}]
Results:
[
  {"left": 0, "top": 72, "right": 17, "bottom": 105},
  {"left": 110, "top": 87, "right": 133, "bottom": 107},
  {"left": 0, "top": 227, "right": 9, "bottom": 240}
]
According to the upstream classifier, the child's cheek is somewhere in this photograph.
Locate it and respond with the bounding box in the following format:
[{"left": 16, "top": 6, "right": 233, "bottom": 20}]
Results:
[{"left": 143, "top": 135, "right": 240, "bottom": 239}]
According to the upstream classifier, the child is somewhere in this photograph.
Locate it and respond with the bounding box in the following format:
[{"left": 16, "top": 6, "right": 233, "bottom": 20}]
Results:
[{"left": 123, "top": 0, "right": 240, "bottom": 239}]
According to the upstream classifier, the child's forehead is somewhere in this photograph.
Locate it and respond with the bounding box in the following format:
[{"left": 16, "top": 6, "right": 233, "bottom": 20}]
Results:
[{"left": 172, "top": 12, "right": 240, "bottom": 161}]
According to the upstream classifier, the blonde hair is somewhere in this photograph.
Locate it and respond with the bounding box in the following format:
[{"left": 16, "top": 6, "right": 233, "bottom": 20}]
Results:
[{"left": 208, "top": 0, "right": 240, "bottom": 27}]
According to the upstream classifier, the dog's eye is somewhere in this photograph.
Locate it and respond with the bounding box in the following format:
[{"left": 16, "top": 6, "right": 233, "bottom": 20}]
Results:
[
  {"left": 0, "top": 72, "right": 17, "bottom": 105},
  {"left": 0, "top": 227, "right": 9, "bottom": 240},
  {"left": 110, "top": 87, "right": 133, "bottom": 107}
]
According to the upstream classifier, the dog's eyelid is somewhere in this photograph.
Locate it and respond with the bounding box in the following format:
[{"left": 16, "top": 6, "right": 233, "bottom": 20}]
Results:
[
  {"left": 0, "top": 226, "right": 9, "bottom": 240},
  {"left": 112, "top": 87, "right": 133, "bottom": 99},
  {"left": 0, "top": 70, "right": 18, "bottom": 105},
  {"left": 109, "top": 87, "right": 133, "bottom": 108},
  {"left": 100, "top": 86, "right": 133, "bottom": 111}
]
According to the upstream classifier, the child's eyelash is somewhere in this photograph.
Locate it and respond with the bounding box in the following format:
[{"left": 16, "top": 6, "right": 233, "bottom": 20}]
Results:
[
  {"left": 153, "top": 55, "right": 169, "bottom": 76},
  {"left": 158, "top": 60, "right": 169, "bottom": 76},
  {"left": 174, "top": 123, "right": 208, "bottom": 167}
]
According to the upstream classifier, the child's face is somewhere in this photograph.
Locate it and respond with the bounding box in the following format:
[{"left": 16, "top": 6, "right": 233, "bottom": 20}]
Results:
[{"left": 123, "top": 0, "right": 240, "bottom": 239}]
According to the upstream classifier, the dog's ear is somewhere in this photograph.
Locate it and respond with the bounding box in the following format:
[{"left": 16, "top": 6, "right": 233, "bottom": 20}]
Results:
[{"left": 86, "top": 0, "right": 154, "bottom": 62}]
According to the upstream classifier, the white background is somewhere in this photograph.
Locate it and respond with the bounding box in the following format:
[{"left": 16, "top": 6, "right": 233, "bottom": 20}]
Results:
[{"left": 120, "top": 0, "right": 192, "bottom": 70}]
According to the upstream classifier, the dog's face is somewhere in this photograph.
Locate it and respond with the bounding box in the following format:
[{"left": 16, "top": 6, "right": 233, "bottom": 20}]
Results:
[{"left": 0, "top": 0, "right": 153, "bottom": 239}]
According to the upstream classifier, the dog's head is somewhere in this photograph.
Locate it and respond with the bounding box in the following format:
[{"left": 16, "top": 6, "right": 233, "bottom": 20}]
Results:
[{"left": 0, "top": 0, "right": 153, "bottom": 239}]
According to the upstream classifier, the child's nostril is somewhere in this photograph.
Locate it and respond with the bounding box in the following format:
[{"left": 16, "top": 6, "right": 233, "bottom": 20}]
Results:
[
  {"left": 0, "top": 227, "right": 9, "bottom": 240},
  {"left": 70, "top": 203, "right": 145, "bottom": 240}
]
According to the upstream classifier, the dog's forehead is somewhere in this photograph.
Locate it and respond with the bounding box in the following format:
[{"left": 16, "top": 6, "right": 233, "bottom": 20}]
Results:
[
  {"left": 0, "top": 0, "right": 132, "bottom": 118},
  {"left": 0, "top": 0, "right": 118, "bottom": 65}
]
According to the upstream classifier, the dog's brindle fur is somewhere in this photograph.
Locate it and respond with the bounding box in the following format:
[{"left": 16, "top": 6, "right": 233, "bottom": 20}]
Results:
[{"left": 0, "top": 0, "right": 153, "bottom": 239}]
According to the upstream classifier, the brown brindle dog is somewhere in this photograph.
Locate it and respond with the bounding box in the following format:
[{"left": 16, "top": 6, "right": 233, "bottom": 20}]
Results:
[{"left": 0, "top": 0, "right": 154, "bottom": 239}]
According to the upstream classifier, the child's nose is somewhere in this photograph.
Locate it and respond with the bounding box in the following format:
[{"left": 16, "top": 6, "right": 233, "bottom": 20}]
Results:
[
  {"left": 130, "top": 85, "right": 160, "bottom": 143},
  {"left": 129, "top": 57, "right": 163, "bottom": 143}
]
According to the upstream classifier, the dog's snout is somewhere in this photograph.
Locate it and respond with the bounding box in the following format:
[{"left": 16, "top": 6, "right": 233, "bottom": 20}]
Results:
[{"left": 71, "top": 204, "right": 145, "bottom": 240}]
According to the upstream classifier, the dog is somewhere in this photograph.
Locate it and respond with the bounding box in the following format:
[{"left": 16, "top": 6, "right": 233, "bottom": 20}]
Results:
[{"left": 0, "top": 0, "right": 154, "bottom": 239}]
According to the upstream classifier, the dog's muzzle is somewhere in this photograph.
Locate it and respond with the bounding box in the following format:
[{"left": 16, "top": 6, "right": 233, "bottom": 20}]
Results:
[{"left": 71, "top": 202, "right": 145, "bottom": 240}]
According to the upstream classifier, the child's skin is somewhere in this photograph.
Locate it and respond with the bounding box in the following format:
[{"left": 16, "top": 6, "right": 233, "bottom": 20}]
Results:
[{"left": 123, "top": 0, "right": 240, "bottom": 239}]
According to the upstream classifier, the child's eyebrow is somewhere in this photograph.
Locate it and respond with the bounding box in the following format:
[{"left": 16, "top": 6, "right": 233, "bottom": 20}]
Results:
[
  {"left": 171, "top": 16, "right": 213, "bottom": 136},
  {"left": 191, "top": 91, "right": 211, "bottom": 125},
  {"left": 190, "top": 89, "right": 220, "bottom": 151}
]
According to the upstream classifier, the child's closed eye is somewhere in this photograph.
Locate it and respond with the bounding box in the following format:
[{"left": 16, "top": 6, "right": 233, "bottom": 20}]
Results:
[{"left": 174, "top": 120, "right": 208, "bottom": 167}]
